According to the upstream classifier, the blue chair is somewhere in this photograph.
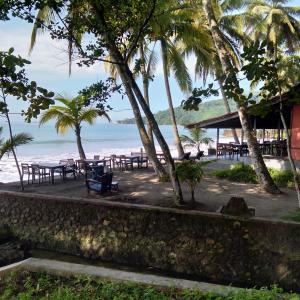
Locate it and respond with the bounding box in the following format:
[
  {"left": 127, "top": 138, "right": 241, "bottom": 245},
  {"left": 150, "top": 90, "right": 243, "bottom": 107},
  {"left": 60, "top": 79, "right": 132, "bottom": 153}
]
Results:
[
  {"left": 91, "top": 165, "right": 104, "bottom": 180},
  {"left": 86, "top": 172, "right": 113, "bottom": 194}
]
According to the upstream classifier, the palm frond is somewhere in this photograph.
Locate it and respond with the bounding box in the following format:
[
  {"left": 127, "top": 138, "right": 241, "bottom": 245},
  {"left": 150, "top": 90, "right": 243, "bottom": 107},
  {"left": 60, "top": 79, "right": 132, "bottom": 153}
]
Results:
[
  {"left": 79, "top": 109, "right": 99, "bottom": 125},
  {"left": 39, "top": 108, "right": 70, "bottom": 126},
  {"left": 55, "top": 115, "right": 75, "bottom": 134},
  {"left": 167, "top": 40, "right": 192, "bottom": 93},
  {"left": 0, "top": 133, "right": 33, "bottom": 159},
  {"left": 29, "top": 6, "right": 54, "bottom": 53}
]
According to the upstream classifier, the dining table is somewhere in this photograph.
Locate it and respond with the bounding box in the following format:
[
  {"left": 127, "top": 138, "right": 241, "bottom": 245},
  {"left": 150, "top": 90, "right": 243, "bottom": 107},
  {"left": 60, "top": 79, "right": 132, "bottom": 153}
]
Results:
[
  {"left": 115, "top": 154, "right": 141, "bottom": 170},
  {"left": 37, "top": 162, "right": 65, "bottom": 184},
  {"left": 83, "top": 159, "right": 107, "bottom": 166}
]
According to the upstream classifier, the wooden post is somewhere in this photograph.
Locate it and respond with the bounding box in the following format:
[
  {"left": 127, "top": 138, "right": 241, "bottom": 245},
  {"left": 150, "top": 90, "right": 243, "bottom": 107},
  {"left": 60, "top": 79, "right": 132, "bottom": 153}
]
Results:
[{"left": 262, "top": 128, "right": 265, "bottom": 143}]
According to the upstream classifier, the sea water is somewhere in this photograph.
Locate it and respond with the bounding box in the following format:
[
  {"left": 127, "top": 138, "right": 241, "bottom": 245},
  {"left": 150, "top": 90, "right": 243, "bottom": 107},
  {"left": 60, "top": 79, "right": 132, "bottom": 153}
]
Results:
[{"left": 0, "top": 122, "right": 219, "bottom": 183}]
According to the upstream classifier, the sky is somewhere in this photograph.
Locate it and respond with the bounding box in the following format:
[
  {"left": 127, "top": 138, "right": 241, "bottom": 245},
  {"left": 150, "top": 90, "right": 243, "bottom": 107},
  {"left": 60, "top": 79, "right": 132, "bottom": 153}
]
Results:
[
  {"left": 0, "top": 18, "right": 194, "bottom": 123},
  {"left": 0, "top": 0, "right": 299, "bottom": 123}
]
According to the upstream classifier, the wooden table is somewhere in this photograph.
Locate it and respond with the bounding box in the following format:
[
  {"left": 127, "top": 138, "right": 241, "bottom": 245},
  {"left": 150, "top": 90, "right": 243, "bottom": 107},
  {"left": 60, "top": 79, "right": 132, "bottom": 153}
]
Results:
[
  {"left": 38, "top": 163, "right": 65, "bottom": 184},
  {"left": 116, "top": 155, "right": 140, "bottom": 170},
  {"left": 83, "top": 159, "right": 107, "bottom": 166}
]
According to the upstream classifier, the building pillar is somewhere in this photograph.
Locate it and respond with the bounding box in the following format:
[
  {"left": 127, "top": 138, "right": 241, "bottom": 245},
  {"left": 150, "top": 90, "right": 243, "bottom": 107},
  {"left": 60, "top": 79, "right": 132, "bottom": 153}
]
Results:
[
  {"left": 241, "top": 129, "right": 244, "bottom": 144},
  {"left": 216, "top": 128, "right": 220, "bottom": 158},
  {"left": 277, "top": 118, "right": 281, "bottom": 141}
]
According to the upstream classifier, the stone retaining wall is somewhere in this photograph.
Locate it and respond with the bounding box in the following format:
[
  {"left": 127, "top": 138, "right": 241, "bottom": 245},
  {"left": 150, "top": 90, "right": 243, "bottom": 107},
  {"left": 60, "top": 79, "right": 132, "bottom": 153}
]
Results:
[{"left": 1, "top": 191, "right": 300, "bottom": 290}]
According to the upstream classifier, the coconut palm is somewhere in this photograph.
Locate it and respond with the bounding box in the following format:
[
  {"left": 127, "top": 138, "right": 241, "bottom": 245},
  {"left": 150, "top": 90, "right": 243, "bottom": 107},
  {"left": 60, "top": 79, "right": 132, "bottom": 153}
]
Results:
[
  {"left": 189, "top": 0, "right": 249, "bottom": 144},
  {"left": 202, "top": 0, "right": 280, "bottom": 193},
  {"left": 243, "top": 0, "right": 300, "bottom": 59},
  {"left": 39, "top": 95, "right": 110, "bottom": 159},
  {"left": 0, "top": 127, "right": 33, "bottom": 159},
  {"left": 0, "top": 126, "right": 33, "bottom": 191},
  {"left": 145, "top": 0, "right": 201, "bottom": 156},
  {"left": 180, "top": 128, "right": 213, "bottom": 152}
]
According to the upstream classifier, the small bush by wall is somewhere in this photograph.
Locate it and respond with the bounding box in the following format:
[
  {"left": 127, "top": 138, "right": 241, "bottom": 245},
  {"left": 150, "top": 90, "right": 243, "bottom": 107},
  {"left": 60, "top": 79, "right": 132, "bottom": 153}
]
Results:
[
  {"left": 213, "top": 163, "right": 299, "bottom": 188},
  {"left": 212, "top": 163, "right": 257, "bottom": 183},
  {"left": 1, "top": 191, "right": 300, "bottom": 291}
]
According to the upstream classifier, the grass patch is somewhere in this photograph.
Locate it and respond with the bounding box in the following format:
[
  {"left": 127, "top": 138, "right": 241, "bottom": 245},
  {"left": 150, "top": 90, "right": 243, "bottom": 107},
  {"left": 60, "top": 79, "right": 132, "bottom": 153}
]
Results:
[
  {"left": 268, "top": 168, "right": 299, "bottom": 188},
  {"left": 212, "top": 163, "right": 257, "bottom": 184},
  {"left": 282, "top": 210, "right": 300, "bottom": 223},
  {"left": 213, "top": 163, "right": 299, "bottom": 188},
  {"left": 0, "top": 271, "right": 299, "bottom": 299}
]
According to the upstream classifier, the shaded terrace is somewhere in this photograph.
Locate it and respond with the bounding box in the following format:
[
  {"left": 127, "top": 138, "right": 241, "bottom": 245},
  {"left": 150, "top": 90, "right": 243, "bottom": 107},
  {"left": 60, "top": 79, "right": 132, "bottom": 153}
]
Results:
[{"left": 0, "top": 168, "right": 298, "bottom": 220}]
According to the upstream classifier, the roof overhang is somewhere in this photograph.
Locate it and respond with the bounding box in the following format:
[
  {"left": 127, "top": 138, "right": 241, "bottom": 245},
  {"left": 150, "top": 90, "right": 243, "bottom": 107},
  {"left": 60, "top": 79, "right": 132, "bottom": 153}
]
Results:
[{"left": 186, "top": 84, "right": 300, "bottom": 130}]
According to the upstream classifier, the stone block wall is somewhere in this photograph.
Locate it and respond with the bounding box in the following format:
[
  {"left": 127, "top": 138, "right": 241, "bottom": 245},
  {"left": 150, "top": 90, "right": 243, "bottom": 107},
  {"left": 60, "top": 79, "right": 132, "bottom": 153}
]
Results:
[{"left": 1, "top": 191, "right": 300, "bottom": 290}]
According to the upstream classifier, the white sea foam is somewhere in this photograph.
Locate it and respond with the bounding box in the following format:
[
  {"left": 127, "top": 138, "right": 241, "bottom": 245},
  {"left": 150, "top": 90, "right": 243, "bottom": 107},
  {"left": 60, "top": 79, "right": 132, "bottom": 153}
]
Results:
[{"left": 0, "top": 137, "right": 233, "bottom": 183}]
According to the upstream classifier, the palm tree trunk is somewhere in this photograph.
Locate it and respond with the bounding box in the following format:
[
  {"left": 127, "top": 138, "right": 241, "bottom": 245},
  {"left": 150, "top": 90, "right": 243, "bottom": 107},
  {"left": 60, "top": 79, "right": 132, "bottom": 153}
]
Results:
[
  {"left": 1, "top": 90, "right": 24, "bottom": 191},
  {"left": 274, "top": 58, "right": 300, "bottom": 205},
  {"left": 5, "top": 113, "right": 24, "bottom": 191},
  {"left": 161, "top": 39, "right": 185, "bottom": 158},
  {"left": 116, "top": 64, "right": 167, "bottom": 178},
  {"left": 75, "top": 125, "right": 86, "bottom": 159},
  {"left": 203, "top": 0, "right": 280, "bottom": 194},
  {"left": 218, "top": 78, "right": 239, "bottom": 144},
  {"left": 125, "top": 65, "right": 184, "bottom": 204},
  {"left": 92, "top": 3, "right": 183, "bottom": 205},
  {"left": 139, "top": 43, "right": 155, "bottom": 146}
]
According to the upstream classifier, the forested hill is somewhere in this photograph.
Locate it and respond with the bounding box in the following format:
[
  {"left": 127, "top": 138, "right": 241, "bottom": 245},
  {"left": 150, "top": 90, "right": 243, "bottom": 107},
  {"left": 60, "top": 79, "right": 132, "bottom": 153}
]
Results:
[{"left": 118, "top": 98, "right": 236, "bottom": 126}]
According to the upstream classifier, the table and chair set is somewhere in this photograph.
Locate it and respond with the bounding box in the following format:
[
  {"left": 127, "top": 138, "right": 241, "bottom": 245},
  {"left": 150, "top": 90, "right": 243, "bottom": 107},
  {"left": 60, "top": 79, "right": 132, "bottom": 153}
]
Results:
[
  {"left": 217, "top": 140, "right": 287, "bottom": 160},
  {"left": 20, "top": 152, "right": 150, "bottom": 196}
]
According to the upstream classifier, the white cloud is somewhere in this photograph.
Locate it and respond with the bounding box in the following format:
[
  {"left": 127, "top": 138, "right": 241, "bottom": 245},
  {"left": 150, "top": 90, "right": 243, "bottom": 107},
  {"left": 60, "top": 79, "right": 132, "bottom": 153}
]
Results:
[{"left": 0, "top": 26, "right": 106, "bottom": 80}]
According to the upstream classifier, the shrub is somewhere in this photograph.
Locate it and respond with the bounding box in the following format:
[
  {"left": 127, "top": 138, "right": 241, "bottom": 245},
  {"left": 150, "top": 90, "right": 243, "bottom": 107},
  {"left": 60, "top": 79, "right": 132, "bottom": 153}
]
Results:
[
  {"left": 213, "top": 164, "right": 299, "bottom": 189},
  {"left": 268, "top": 168, "right": 300, "bottom": 188},
  {"left": 213, "top": 163, "right": 257, "bottom": 184},
  {"left": 176, "top": 160, "right": 204, "bottom": 203}
]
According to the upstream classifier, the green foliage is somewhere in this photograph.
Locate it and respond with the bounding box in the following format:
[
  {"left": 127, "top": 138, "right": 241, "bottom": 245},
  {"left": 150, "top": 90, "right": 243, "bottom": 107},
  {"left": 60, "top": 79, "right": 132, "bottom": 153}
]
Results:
[
  {"left": 39, "top": 95, "right": 111, "bottom": 134},
  {"left": 0, "top": 271, "right": 299, "bottom": 300},
  {"left": 213, "top": 163, "right": 258, "bottom": 184},
  {"left": 182, "top": 84, "right": 219, "bottom": 111},
  {"left": 213, "top": 163, "right": 300, "bottom": 188},
  {"left": 0, "top": 48, "right": 54, "bottom": 122},
  {"left": 176, "top": 160, "right": 213, "bottom": 202},
  {"left": 0, "top": 128, "right": 33, "bottom": 159},
  {"left": 283, "top": 210, "right": 300, "bottom": 223},
  {"left": 268, "top": 169, "right": 300, "bottom": 188},
  {"left": 180, "top": 128, "right": 213, "bottom": 152}
]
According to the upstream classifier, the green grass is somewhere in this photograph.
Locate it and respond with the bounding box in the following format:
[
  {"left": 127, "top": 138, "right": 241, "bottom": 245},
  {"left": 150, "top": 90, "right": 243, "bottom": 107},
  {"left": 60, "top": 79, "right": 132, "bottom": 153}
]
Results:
[
  {"left": 282, "top": 210, "right": 300, "bottom": 223},
  {"left": 212, "top": 163, "right": 299, "bottom": 188},
  {"left": 268, "top": 168, "right": 299, "bottom": 188},
  {"left": 212, "top": 163, "right": 257, "bottom": 184},
  {"left": 0, "top": 271, "right": 299, "bottom": 300}
]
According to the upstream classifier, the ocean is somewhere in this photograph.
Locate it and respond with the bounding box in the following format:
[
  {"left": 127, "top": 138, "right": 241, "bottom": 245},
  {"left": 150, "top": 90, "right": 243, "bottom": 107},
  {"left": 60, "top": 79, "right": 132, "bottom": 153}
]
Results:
[{"left": 0, "top": 122, "right": 219, "bottom": 183}]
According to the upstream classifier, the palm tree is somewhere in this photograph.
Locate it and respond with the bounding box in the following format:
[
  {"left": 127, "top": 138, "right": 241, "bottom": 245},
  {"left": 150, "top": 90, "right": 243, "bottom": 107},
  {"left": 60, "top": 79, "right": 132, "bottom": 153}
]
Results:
[
  {"left": 0, "top": 127, "right": 32, "bottom": 159},
  {"left": 0, "top": 126, "right": 33, "bottom": 190},
  {"left": 148, "top": 1, "right": 205, "bottom": 157},
  {"left": 39, "top": 95, "right": 110, "bottom": 159},
  {"left": 180, "top": 128, "right": 213, "bottom": 152},
  {"left": 243, "top": 0, "right": 300, "bottom": 202},
  {"left": 243, "top": 0, "right": 300, "bottom": 60},
  {"left": 190, "top": 0, "right": 248, "bottom": 144},
  {"left": 28, "top": 1, "right": 185, "bottom": 204},
  {"left": 160, "top": 38, "right": 190, "bottom": 157},
  {"left": 202, "top": 0, "right": 280, "bottom": 194}
]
